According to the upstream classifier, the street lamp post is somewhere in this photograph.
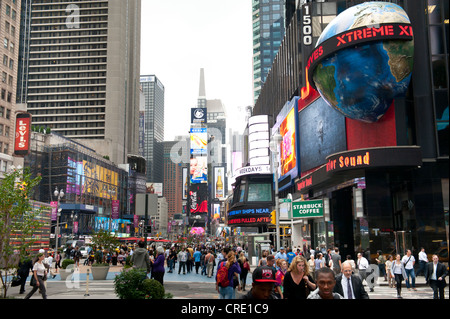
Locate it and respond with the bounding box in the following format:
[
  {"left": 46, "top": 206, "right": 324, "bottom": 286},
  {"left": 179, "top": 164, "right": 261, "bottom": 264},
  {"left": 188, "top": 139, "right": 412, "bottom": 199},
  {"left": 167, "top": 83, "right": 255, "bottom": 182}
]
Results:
[
  {"left": 53, "top": 187, "right": 65, "bottom": 251},
  {"left": 270, "top": 132, "right": 283, "bottom": 252}
]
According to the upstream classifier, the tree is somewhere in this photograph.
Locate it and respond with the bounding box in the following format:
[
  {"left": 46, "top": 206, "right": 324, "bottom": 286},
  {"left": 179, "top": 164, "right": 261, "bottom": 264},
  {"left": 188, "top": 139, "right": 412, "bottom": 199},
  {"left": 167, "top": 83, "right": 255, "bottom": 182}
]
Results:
[
  {"left": 91, "top": 229, "right": 120, "bottom": 266},
  {"left": 0, "top": 167, "right": 43, "bottom": 298}
]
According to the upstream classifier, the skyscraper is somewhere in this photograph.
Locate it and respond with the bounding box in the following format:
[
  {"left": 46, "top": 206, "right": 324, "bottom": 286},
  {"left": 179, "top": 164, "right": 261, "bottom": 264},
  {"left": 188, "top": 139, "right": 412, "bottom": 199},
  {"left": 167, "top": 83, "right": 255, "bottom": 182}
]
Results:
[
  {"left": 140, "top": 75, "right": 165, "bottom": 183},
  {"left": 252, "top": 0, "right": 287, "bottom": 102},
  {"left": 0, "top": 0, "right": 21, "bottom": 176},
  {"left": 163, "top": 141, "right": 182, "bottom": 220},
  {"left": 17, "top": 0, "right": 141, "bottom": 164}
]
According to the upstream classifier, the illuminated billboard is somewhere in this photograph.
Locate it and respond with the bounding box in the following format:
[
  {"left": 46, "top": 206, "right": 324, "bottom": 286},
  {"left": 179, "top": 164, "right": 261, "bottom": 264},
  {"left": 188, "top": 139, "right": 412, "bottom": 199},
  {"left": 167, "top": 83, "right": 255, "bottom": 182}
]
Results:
[
  {"left": 190, "top": 127, "right": 207, "bottom": 155},
  {"left": 189, "top": 183, "right": 208, "bottom": 214},
  {"left": 272, "top": 97, "right": 300, "bottom": 183},
  {"left": 190, "top": 156, "right": 207, "bottom": 183}
]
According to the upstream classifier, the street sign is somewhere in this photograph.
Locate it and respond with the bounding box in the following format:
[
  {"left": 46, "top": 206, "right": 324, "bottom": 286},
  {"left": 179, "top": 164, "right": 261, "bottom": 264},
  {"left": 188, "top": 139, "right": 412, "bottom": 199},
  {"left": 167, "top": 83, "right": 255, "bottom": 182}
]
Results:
[{"left": 292, "top": 199, "right": 323, "bottom": 218}]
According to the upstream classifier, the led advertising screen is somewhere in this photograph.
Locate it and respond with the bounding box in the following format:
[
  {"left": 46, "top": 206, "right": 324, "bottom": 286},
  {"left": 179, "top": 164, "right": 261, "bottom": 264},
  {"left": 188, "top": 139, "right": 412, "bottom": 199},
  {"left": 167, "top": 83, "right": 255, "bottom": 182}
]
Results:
[
  {"left": 272, "top": 97, "right": 300, "bottom": 184},
  {"left": 213, "top": 166, "right": 226, "bottom": 199},
  {"left": 299, "top": 97, "right": 347, "bottom": 172},
  {"left": 190, "top": 156, "right": 207, "bottom": 183},
  {"left": 189, "top": 183, "right": 208, "bottom": 215},
  {"left": 190, "top": 127, "right": 208, "bottom": 155},
  {"left": 182, "top": 167, "right": 188, "bottom": 200}
]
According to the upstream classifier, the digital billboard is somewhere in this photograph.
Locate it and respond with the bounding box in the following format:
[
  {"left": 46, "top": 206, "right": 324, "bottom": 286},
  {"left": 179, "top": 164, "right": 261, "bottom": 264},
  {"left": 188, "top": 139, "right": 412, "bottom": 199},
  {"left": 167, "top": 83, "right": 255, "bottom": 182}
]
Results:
[
  {"left": 298, "top": 97, "right": 347, "bottom": 172},
  {"left": 190, "top": 127, "right": 207, "bottom": 155},
  {"left": 190, "top": 156, "right": 207, "bottom": 183},
  {"left": 272, "top": 97, "right": 300, "bottom": 183},
  {"left": 213, "top": 166, "right": 225, "bottom": 199},
  {"left": 189, "top": 183, "right": 208, "bottom": 214}
]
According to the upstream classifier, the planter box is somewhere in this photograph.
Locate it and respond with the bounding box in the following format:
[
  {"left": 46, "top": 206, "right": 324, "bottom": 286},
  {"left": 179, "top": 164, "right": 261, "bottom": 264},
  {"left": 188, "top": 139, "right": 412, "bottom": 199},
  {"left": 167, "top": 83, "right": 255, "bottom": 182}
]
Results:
[{"left": 91, "top": 265, "right": 110, "bottom": 280}]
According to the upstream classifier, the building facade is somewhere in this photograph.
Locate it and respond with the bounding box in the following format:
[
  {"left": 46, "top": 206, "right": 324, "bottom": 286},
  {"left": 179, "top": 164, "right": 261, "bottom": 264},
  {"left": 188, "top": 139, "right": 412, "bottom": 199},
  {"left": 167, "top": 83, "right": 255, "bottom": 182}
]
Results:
[
  {"left": 252, "top": 0, "right": 287, "bottom": 102},
  {"left": 140, "top": 74, "right": 165, "bottom": 183},
  {"left": 248, "top": 0, "right": 448, "bottom": 262},
  {"left": 163, "top": 140, "right": 183, "bottom": 220},
  {"left": 17, "top": 0, "right": 141, "bottom": 165},
  {"left": 0, "top": 0, "right": 21, "bottom": 177}
]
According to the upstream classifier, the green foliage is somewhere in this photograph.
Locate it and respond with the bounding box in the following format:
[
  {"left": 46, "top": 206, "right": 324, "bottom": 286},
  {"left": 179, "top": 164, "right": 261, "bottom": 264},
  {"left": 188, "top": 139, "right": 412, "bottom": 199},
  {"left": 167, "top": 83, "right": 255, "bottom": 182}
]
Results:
[
  {"left": 0, "top": 167, "right": 43, "bottom": 298},
  {"left": 62, "top": 259, "right": 75, "bottom": 269},
  {"left": 142, "top": 278, "right": 165, "bottom": 299},
  {"left": 113, "top": 268, "right": 170, "bottom": 299},
  {"left": 91, "top": 229, "right": 120, "bottom": 266}
]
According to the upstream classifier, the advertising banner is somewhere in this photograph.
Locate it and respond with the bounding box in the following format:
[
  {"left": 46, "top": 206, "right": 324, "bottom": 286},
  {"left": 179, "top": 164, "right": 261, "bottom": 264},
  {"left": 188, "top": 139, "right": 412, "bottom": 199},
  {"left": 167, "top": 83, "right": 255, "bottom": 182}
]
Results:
[
  {"left": 146, "top": 182, "right": 163, "bottom": 196},
  {"left": 213, "top": 166, "right": 225, "bottom": 199},
  {"left": 227, "top": 205, "right": 272, "bottom": 227},
  {"left": 112, "top": 200, "right": 120, "bottom": 219},
  {"left": 190, "top": 156, "right": 207, "bottom": 183},
  {"left": 14, "top": 112, "right": 32, "bottom": 156},
  {"left": 191, "top": 108, "right": 207, "bottom": 124},
  {"left": 190, "top": 127, "right": 208, "bottom": 155},
  {"left": 292, "top": 200, "right": 324, "bottom": 219},
  {"left": 189, "top": 183, "right": 208, "bottom": 214},
  {"left": 182, "top": 167, "right": 188, "bottom": 199},
  {"left": 50, "top": 201, "right": 58, "bottom": 221}
]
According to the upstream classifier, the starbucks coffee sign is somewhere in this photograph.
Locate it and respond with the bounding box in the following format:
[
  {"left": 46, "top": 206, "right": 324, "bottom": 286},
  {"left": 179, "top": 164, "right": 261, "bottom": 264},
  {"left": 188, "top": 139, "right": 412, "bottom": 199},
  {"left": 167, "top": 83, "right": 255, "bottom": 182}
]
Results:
[{"left": 292, "top": 199, "right": 324, "bottom": 219}]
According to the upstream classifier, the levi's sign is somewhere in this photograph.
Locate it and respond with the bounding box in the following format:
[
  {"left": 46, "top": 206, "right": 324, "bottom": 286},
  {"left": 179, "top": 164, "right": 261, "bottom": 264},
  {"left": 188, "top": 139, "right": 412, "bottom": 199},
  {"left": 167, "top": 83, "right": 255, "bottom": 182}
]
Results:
[{"left": 292, "top": 200, "right": 323, "bottom": 219}]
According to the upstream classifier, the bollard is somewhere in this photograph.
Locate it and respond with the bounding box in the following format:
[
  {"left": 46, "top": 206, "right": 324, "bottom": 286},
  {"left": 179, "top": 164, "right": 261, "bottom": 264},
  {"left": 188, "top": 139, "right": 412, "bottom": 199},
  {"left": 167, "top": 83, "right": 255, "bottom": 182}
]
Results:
[{"left": 84, "top": 267, "right": 90, "bottom": 297}]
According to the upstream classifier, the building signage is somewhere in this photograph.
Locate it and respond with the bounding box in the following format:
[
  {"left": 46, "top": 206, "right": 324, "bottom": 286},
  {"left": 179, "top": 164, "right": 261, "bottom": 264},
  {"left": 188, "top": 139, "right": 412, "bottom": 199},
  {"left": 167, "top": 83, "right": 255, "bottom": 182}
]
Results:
[
  {"left": 302, "top": 3, "right": 312, "bottom": 46},
  {"left": 14, "top": 112, "right": 32, "bottom": 156},
  {"left": 191, "top": 108, "right": 207, "bottom": 124},
  {"left": 234, "top": 165, "right": 271, "bottom": 178},
  {"left": 227, "top": 206, "right": 271, "bottom": 226},
  {"left": 295, "top": 147, "right": 422, "bottom": 193},
  {"left": 306, "top": 23, "right": 414, "bottom": 89},
  {"left": 292, "top": 200, "right": 324, "bottom": 218}
]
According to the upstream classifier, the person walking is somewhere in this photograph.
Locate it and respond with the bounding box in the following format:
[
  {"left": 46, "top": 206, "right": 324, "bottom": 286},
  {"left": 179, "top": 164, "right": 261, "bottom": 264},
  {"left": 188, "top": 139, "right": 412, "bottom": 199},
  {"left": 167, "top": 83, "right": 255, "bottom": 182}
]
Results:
[
  {"left": 167, "top": 247, "right": 177, "bottom": 273},
  {"left": 330, "top": 248, "right": 342, "bottom": 275},
  {"left": 334, "top": 261, "right": 369, "bottom": 299},
  {"left": 357, "top": 252, "right": 369, "bottom": 283},
  {"left": 385, "top": 255, "right": 394, "bottom": 288},
  {"left": 240, "top": 266, "right": 279, "bottom": 299},
  {"left": 307, "top": 267, "right": 343, "bottom": 299},
  {"left": 216, "top": 251, "right": 241, "bottom": 299},
  {"left": 193, "top": 248, "right": 202, "bottom": 274},
  {"left": 237, "top": 252, "right": 250, "bottom": 291},
  {"left": 375, "top": 251, "right": 386, "bottom": 281},
  {"left": 177, "top": 247, "right": 188, "bottom": 275},
  {"left": 130, "top": 240, "right": 151, "bottom": 276},
  {"left": 205, "top": 250, "right": 215, "bottom": 278},
  {"left": 151, "top": 246, "right": 165, "bottom": 285},
  {"left": 17, "top": 255, "right": 33, "bottom": 295},
  {"left": 391, "top": 254, "right": 407, "bottom": 298},
  {"left": 417, "top": 247, "right": 429, "bottom": 277},
  {"left": 275, "top": 259, "right": 288, "bottom": 299},
  {"left": 402, "top": 249, "right": 417, "bottom": 291},
  {"left": 24, "top": 253, "right": 48, "bottom": 299},
  {"left": 425, "top": 254, "right": 448, "bottom": 299},
  {"left": 283, "top": 255, "right": 316, "bottom": 299}
]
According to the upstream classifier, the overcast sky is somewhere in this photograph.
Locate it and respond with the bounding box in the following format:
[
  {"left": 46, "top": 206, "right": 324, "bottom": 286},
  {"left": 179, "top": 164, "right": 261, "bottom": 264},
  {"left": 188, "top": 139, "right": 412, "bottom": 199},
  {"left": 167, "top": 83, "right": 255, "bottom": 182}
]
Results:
[{"left": 140, "top": 0, "right": 254, "bottom": 141}]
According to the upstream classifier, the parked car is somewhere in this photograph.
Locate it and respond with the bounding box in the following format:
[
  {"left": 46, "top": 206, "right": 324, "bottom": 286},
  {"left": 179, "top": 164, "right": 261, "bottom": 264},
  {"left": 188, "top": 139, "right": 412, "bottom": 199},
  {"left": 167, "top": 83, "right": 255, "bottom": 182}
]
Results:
[{"left": 79, "top": 246, "right": 89, "bottom": 258}]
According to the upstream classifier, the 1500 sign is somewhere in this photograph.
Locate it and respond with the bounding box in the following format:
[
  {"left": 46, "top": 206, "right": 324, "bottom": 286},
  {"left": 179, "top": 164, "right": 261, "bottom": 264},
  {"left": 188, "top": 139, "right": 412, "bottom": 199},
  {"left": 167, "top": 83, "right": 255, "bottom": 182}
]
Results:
[{"left": 292, "top": 200, "right": 323, "bottom": 218}]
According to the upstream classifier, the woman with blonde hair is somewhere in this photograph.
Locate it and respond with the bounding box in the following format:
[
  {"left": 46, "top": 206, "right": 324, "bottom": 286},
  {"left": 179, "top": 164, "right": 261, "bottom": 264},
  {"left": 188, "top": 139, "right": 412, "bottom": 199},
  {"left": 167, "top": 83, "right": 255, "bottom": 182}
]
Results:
[
  {"left": 216, "top": 251, "right": 241, "bottom": 299},
  {"left": 282, "top": 255, "right": 316, "bottom": 299}
]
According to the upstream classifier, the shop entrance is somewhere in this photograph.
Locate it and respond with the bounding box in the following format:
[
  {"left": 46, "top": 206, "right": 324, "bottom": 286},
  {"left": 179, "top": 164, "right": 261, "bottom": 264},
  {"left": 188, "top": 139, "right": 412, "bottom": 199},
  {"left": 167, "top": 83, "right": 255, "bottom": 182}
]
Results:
[
  {"left": 331, "top": 187, "right": 355, "bottom": 259},
  {"left": 394, "top": 230, "right": 412, "bottom": 256}
]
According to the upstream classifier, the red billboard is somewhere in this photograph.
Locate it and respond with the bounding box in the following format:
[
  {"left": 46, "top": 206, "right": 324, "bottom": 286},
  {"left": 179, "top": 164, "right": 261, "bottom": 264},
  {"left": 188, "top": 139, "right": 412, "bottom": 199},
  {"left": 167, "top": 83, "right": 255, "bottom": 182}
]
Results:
[{"left": 14, "top": 112, "right": 32, "bottom": 156}]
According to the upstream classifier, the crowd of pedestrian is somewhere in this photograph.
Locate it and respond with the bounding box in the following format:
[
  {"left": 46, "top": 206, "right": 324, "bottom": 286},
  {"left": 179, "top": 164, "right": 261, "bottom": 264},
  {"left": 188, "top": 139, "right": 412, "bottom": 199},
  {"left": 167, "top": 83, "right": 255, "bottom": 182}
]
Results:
[{"left": 12, "top": 242, "right": 447, "bottom": 300}]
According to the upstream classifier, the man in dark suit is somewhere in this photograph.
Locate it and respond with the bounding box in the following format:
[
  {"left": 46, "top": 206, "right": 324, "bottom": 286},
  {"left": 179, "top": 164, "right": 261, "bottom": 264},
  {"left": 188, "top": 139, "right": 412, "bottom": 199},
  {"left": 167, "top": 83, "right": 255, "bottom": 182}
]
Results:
[
  {"left": 425, "top": 254, "right": 448, "bottom": 299},
  {"left": 334, "top": 261, "right": 369, "bottom": 299}
]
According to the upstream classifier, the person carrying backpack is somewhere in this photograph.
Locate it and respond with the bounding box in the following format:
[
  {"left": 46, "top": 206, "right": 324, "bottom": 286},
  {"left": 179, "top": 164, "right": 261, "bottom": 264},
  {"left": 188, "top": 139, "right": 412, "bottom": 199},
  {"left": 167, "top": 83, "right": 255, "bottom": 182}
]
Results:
[{"left": 216, "top": 250, "right": 241, "bottom": 299}]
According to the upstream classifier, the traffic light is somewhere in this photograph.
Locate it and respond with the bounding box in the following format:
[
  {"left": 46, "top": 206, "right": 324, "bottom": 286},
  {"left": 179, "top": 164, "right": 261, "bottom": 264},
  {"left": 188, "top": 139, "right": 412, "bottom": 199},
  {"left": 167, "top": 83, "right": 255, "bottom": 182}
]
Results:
[
  {"left": 144, "top": 225, "right": 152, "bottom": 233},
  {"left": 270, "top": 210, "right": 276, "bottom": 225}
]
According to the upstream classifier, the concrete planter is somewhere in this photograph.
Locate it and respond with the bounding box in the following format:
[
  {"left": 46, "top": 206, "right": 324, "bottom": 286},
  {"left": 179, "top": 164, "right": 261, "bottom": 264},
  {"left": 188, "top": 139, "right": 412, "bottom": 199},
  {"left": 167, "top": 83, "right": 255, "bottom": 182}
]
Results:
[
  {"left": 91, "top": 265, "right": 110, "bottom": 280},
  {"left": 59, "top": 268, "right": 74, "bottom": 281}
]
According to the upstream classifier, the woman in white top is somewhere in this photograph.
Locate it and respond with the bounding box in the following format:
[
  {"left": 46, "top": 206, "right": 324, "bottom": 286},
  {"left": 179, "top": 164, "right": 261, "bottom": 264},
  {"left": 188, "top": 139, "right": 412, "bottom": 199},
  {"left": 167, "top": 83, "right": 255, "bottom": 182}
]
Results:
[
  {"left": 24, "top": 253, "right": 48, "bottom": 299},
  {"left": 391, "top": 254, "right": 407, "bottom": 299}
]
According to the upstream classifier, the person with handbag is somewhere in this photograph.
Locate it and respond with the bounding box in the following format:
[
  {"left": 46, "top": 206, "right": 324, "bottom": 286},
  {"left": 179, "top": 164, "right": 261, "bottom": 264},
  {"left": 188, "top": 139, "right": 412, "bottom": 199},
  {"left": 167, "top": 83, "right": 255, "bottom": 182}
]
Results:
[
  {"left": 282, "top": 255, "right": 316, "bottom": 299},
  {"left": 237, "top": 251, "right": 250, "bottom": 291},
  {"left": 24, "top": 253, "right": 48, "bottom": 299},
  {"left": 391, "top": 254, "right": 407, "bottom": 299}
]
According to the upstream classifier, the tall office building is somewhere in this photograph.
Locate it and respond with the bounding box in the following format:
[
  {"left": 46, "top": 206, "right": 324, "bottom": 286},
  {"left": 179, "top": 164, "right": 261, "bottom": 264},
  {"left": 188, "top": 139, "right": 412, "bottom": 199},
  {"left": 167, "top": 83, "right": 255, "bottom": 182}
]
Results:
[
  {"left": 0, "top": 0, "right": 21, "bottom": 177},
  {"left": 140, "top": 75, "right": 164, "bottom": 183},
  {"left": 163, "top": 141, "right": 182, "bottom": 220},
  {"left": 17, "top": 0, "right": 141, "bottom": 164},
  {"left": 252, "top": 0, "right": 287, "bottom": 102}
]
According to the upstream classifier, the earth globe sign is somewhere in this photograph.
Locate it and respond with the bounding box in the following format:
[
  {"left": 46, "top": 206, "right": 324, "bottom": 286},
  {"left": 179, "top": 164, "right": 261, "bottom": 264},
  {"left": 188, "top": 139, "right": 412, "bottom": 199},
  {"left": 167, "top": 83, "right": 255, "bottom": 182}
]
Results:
[{"left": 311, "top": 2, "right": 414, "bottom": 123}]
